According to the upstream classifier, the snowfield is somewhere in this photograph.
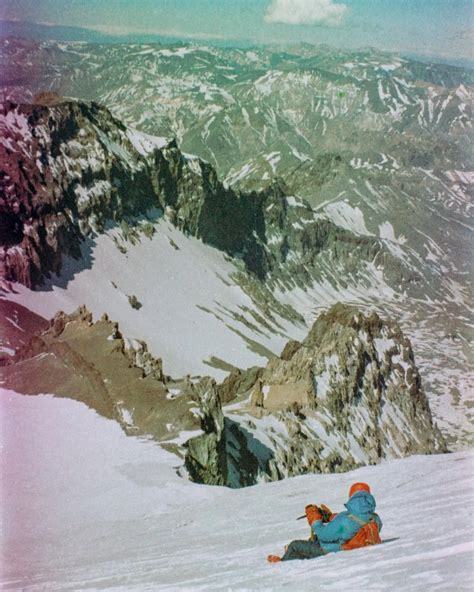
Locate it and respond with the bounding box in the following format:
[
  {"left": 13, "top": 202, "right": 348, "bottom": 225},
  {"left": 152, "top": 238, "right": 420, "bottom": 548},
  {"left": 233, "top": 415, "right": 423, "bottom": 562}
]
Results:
[
  {"left": 4, "top": 221, "right": 303, "bottom": 379},
  {"left": 2, "top": 390, "right": 473, "bottom": 591}
]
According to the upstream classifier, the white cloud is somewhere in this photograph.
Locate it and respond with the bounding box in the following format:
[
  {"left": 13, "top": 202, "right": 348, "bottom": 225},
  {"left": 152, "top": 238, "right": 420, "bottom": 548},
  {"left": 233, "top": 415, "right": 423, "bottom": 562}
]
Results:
[{"left": 265, "top": 0, "right": 349, "bottom": 27}]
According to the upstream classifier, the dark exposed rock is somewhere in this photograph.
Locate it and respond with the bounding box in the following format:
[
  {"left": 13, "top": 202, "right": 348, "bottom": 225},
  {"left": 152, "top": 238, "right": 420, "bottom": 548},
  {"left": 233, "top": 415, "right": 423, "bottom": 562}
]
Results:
[
  {"left": 280, "top": 339, "right": 303, "bottom": 361},
  {"left": 213, "top": 303, "right": 447, "bottom": 485},
  {"left": 0, "top": 99, "right": 407, "bottom": 292},
  {"left": 184, "top": 378, "right": 227, "bottom": 486},
  {"left": 217, "top": 365, "right": 263, "bottom": 404},
  {"left": 111, "top": 322, "right": 122, "bottom": 340},
  {"left": 127, "top": 294, "right": 142, "bottom": 310},
  {"left": 0, "top": 100, "right": 157, "bottom": 288}
]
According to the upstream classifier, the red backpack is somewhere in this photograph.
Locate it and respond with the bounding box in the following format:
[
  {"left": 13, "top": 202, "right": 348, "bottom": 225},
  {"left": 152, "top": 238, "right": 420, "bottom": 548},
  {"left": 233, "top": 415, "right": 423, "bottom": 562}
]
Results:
[{"left": 341, "top": 514, "right": 382, "bottom": 551}]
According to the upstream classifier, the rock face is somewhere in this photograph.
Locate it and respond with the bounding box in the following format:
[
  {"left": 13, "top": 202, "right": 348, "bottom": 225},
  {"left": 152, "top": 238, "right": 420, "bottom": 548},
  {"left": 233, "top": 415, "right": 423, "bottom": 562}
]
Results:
[
  {"left": 174, "top": 303, "right": 447, "bottom": 486},
  {"left": 215, "top": 303, "right": 446, "bottom": 485},
  {"left": 0, "top": 302, "right": 446, "bottom": 487},
  {"left": 0, "top": 299, "right": 48, "bottom": 363},
  {"left": 0, "top": 99, "right": 404, "bottom": 289},
  {"left": 184, "top": 378, "right": 228, "bottom": 486},
  {"left": 0, "top": 100, "right": 158, "bottom": 287}
]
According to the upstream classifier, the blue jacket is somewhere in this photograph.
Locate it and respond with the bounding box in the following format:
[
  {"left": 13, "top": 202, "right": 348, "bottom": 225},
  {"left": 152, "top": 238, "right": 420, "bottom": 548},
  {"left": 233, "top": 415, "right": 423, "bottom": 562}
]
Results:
[{"left": 312, "top": 491, "right": 383, "bottom": 553}]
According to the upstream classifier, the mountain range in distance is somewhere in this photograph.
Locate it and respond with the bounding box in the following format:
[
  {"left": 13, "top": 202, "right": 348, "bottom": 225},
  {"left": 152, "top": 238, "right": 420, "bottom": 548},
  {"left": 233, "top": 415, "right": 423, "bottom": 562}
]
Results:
[{"left": 0, "top": 39, "right": 472, "bottom": 484}]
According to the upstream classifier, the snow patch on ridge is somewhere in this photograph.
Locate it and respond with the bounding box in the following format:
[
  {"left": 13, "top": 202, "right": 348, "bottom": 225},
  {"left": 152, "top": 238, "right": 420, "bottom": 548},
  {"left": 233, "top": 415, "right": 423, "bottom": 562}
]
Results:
[
  {"left": 126, "top": 127, "right": 169, "bottom": 155},
  {"left": 323, "top": 201, "right": 372, "bottom": 236},
  {"left": 379, "top": 221, "right": 407, "bottom": 244}
]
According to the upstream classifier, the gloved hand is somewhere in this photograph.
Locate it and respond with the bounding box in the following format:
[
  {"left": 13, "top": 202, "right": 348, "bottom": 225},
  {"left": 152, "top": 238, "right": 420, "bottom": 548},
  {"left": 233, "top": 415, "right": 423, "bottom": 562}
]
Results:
[
  {"left": 305, "top": 504, "right": 322, "bottom": 525},
  {"left": 319, "top": 504, "right": 334, "bottom": 522}
]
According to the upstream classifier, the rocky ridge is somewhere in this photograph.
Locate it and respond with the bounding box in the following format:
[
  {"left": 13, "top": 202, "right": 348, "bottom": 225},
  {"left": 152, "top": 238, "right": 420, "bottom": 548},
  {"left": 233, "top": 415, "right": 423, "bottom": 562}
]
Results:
[
  {"left": 0, "top": 99, "right": 156, "bottom": 287},
  {"left": 1, "top": 305, "right": 203, "bottom": 440},
  {"left": 219, "top": 303, "right": 446, "bottom": 484},
  {"left": 0, "top": 98, "right": 411, "bottom": 294},
  {"left": 0, "top": 303, "right": 446, "bottom": 488}
]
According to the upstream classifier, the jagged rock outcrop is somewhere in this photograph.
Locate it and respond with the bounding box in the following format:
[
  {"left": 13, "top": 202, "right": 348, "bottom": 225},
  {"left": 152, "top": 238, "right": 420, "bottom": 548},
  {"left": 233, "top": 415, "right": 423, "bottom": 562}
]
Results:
[
  {"left": 0, "top": 99, "right": 409, "bottom": 290},
  {"left": 184, "top": 378, "right": 228, "bottom": 486},
  {"left": 0, "top": 301, "right": 446, "bottom": 488},
  {"left": 1, "top": 306, "right": 179, "bottom": 433},
  {"left": 0, "top": 100, "right": 158, "bottom": 287},
  {"left": 219, "top": 303, "right": 446, "bottom": 484},
  {"left": 123, "top": 337, "right": 164, "bottom": 382}
]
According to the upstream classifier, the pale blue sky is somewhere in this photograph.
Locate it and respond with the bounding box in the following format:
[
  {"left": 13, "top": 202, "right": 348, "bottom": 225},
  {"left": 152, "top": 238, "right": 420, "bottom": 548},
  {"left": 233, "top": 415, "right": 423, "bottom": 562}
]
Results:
[{"left": 1, "top": 1, "right": 472, "bottom": 61}]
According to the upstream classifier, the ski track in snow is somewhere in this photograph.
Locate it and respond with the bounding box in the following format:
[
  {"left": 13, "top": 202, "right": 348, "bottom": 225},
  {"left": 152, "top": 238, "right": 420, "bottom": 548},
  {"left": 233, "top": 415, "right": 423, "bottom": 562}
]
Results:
[{"left": 1, "top": 391, "right": 473, "bottom": 592}]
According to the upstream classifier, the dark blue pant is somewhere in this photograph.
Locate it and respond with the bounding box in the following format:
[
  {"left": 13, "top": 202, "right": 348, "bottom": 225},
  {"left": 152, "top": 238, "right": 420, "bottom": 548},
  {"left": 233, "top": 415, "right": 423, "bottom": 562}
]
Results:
[{"left": 281, "top": 539, "right": 326, "bottom": 561}]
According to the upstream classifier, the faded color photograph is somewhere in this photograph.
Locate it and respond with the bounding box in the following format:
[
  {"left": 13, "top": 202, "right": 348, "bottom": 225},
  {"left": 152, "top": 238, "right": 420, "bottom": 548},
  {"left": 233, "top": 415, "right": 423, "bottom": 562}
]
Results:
[{"left": 0, "top": 1, "right": 473, "bottom": 590}]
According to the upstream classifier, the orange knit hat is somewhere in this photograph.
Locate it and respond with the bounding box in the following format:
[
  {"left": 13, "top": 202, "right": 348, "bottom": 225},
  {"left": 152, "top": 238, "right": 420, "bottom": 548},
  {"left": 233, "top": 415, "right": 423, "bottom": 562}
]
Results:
[{"left": 349, "top": 482, "right": 371, "bottom": 497}]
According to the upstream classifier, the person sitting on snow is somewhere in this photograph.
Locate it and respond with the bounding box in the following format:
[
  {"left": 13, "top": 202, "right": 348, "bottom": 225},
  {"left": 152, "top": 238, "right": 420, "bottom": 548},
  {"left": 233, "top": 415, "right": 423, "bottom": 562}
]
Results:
[{"left": 267, "top": 482, "right": 382, "bottom": 562}]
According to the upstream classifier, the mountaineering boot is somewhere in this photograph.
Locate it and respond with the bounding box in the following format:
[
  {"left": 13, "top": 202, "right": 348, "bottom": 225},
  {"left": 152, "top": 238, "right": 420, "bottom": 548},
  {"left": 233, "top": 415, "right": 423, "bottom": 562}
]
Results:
[{"left": 267, "top": 554, "right": 282, "bottom": 563}]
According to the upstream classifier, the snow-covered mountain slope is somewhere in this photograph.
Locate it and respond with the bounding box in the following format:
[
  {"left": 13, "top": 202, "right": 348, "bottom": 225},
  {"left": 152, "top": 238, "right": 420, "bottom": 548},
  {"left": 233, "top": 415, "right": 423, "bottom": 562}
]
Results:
[
  {"left": 0, "top": 96, "right": 470, "bottom": 446},
  {"left": 2, "top": 221, "right": 301, "bottom": 379},
  {"left": 1, "top": 390, "right": 472, "bottom": 591},
  {"left": 1, "top": 42, "right": 471, "bottom": 447}
]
